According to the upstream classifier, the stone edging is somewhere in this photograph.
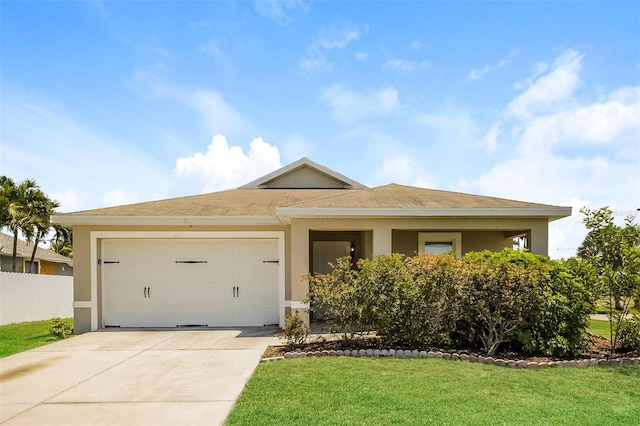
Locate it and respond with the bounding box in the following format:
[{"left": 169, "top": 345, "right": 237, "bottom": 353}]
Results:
[{"left": 262, "top": 349, "right": 640, "bottom": 368}]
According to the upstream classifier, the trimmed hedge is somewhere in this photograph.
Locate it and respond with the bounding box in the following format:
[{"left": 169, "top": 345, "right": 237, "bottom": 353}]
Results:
[{"left": 308, "top": 249, "right": 597, "bottom": 357}]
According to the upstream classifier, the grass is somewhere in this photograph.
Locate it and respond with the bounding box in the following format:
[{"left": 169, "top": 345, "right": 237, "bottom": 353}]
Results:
[
  {"left": 595, "top": 298, "right": 639, "bottom": 316},
  {"left": 589, "top": 318, "right": 613, "bottom": 338},
  {"left": 227, "top": 358, "right": 640, "bottom": 425},
  {"left": 0, "top": 318, "right": 74, "bottom": 358}
]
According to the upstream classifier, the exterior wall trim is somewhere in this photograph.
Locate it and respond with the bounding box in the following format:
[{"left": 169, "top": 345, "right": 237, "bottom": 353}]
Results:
[
  {"left": 276, "top": 207, "right": 571, "bottom": 220},
  {"left": 286, "top": 301, "right": 310, "bottom": 309},
  {"left": 55, "top": 216, "right": 282, "bottom": 226},
  {"left": 89, "top": 230, "right": 286, "bottom": 331}
]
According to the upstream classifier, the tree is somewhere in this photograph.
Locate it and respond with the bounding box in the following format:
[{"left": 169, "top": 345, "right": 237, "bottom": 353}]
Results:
[
  {"left": 580, "top": 207, "right": 640, "bottom": 355},
  {"left": 23, "top": 195, "right": 60, "bottom": 273},
  {"left": 50, "top": 225, "right": 73, "bottom": 258},
  {"left": 4, "top": 179, "right": 40, "bottom": 271},
  {"left": 0, "top": 177, "right": 62, "bottom": 272},
  {"left": 0, "top": 177, "right": 16, "bottom": 233}
]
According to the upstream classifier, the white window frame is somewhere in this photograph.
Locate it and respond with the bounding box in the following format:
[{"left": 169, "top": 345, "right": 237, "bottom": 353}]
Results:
[{"left": 418, "top": 232, "right": 462, "bottom": 257}]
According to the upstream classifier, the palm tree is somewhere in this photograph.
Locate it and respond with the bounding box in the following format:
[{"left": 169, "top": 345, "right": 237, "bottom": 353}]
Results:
[
  {"left": 0, "top": 176, "right": 16, "bottom": 232},
  {"left": 6, "top": 179, "right": 42, "bottom": 272},
  {"left": 23, "top": 194, "right": 60, "bottom": 273},
  {"left": 0, "top": 177, "right": 61, "bottom": 272},
  {"left": 50, "top": 224, "right": 73, "bottom": 258}
]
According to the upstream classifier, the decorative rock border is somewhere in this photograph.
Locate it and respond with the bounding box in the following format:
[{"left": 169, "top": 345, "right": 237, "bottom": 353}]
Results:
[{"left": 265, "top": 349, "right": 640, "bottom": 368}]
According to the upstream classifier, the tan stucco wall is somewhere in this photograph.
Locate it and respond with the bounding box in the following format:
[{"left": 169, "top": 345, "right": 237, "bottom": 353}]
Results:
[
  {"left": 392, "top": 230, "right": 517, "bottom": 256},
  {"left": 290, "top": 217, "right": 550, "bottom": 310},
  {"left": 462, "top": 231, "right": 516, "bottom": 253},
  {"left": 73, "top": 307, "right": 91, "bottom": 334},
  {"left": 71, "top": 216, "right": 551, "bottom": 332},
  {"left": 71, "top": 224, "right": 290, "bottom": 332},
  {"left": 73, "top": 227, "right": 92, "bottom": 301}
]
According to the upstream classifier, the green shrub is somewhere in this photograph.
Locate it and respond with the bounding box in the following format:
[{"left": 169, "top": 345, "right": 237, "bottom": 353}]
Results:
[
  {"left": 305, "top": 248, "right": 595, "bottom": 358},
  {"left": 49, "top": 317, "right": 72, "bottom": 338},
  {"left": 307, "top": 256, "right": 374, "bottom": 341},
  {"left": 518, "top": 256, "right": 596, "bottom": 357},
  {"left": 401, "top": 253, "right": 460, "bottom": 347},
  {"left": 457, "top": 250, "right": 540, "bottom": 356},
  {"left": 283, "top": 312, "right": 310, "bottom": 349},
  {"left": 357, "top": 254, "right": 416, "bottom": 346},
  {"left": 617, "top": 315, "right": 640, "bottom": 352}
]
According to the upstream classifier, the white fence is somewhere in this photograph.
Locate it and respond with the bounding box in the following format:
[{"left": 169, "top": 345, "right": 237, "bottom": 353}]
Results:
[{"left": 0, "top": 272, "right": 73, "bottom": 325}]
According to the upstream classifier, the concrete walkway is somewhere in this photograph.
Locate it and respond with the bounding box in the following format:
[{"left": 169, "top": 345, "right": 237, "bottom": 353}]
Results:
[
  {"left": 0, "top": 327, "right": 276, "bottom": 425},
  {"left": 590, "top": 314, "right": 633, "bottom": 321}
]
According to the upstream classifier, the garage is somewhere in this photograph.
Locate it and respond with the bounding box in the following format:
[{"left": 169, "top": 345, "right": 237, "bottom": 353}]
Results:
[{"left": 101, "top": 238, "right": 280, "bottom": 327}]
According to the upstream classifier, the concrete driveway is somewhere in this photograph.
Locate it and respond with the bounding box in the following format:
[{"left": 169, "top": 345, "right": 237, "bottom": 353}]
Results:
[{"left": 0, "top": 327, "right": 276, "bottom": 425}]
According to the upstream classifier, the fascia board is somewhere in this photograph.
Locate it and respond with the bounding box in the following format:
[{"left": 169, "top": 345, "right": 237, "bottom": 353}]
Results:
[
  {"left": 275, "top": 207, "right": 572, "bottom": 219},
  {"left": 51, "top": 215, "right": 283, "bottom": 226}
]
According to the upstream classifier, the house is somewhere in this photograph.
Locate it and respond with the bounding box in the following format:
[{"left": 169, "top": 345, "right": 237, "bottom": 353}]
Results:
[
  {"left": 0, "top": 232, "right": 73, "bottom": 275},
  {"left": 53, "top": 158, "right": 571, "bottom": 333}
]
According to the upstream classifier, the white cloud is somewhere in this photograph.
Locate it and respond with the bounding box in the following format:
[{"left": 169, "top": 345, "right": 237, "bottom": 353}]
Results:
[
  {"left": 51, "top": 189, "right": 81, "bottom": 213},
  {"left": 187, "top": 90, "right": 249, "bottom": 135},
  {"left": 254, "top": 0, "right": 308, "bottom": 25},
  {"left": 482, "top": 122, "right": 501, "bottom": 153},
  {"left": 374, "top": 156, "right": 415, "bottom": 182},
  {"left": 298, "top": 56, "right": 333, "bottom": 74},
  {"left": 102, "top": 189, "right": 142, "bottom": 208},
  {"left": 470, "top": 49, "right": 639, "bottom": 258},
  {"left": 383, "top": 59, "right": 430, "bottom": 73},
  {"left": 128, "top": 69, "right": 250, "bottom": 136},
  {"left": 198, "top": 38, "right": 223, "bottom": 58},
  {"left": 374, "top": 156, "right": 437, "bottom": 188},
  {"left": 1, "top": 86, "right": 172, "bottom": 212},
  {"left": 175, "top": 134, "right": 282, "bottom": 192},
  {"left": 412, "top": 104, "right": 480, "bottom": 148},
  {"left": 516, "top": 95, "right": 640, "bottom": 154},
  {"left": 355, "top": 52, "right": 369, "bottom": 62},
  {"left": 321, "top": 84, "right": 399, "bottom": 124},
  {"left": 299, "top": 23, "right": 365, "bottom": 76},
  {"left": 506, "top": 49, "right": 583, "bottom": 118},
  {"left": 467, "top": 48, "right": 520, "bottom": 81},
  {"left": 316, "top": 24, "right": 362, "bottom": 50},
  {"left": 280, "top": 133, "right": 314, "bottom": 161},
  {"left": 467, "top": 64, "right": 493, "bottom": 81},
  {"left": 410, "top": 41, "right": 423, "bottom": 51}
]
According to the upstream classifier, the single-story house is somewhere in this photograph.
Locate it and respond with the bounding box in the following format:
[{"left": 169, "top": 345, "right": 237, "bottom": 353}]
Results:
[
  {"left": 0, "top": 232, "right": 73, "bottom": 275},
  {"left": 53, "top": 158, "right": 571, "bottom": 333}
]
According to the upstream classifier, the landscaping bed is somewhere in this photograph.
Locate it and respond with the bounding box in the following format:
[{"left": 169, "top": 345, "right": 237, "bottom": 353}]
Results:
[{"left": 264, "top": 333, "right": 640, "bottom": 367}]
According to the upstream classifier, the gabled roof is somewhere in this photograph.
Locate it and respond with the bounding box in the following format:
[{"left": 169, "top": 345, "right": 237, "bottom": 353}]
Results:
[
  {"left": 53, "top": 159, "right": 571, "bottom": 225},
  {"left": 240, "top": 157, "right": 367, "bottom": 189},
  {"left": 0, "top": 232, "right": 73, "bottom": 266}
]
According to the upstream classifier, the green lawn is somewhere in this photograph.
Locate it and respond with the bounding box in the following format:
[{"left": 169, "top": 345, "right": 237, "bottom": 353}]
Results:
[
  {"left": 0, "top": 318, "right": 74, "bottom": 358},
  {"left": 589, "top": 318, "right": 613, "bottom": 338},
  {"left": 227, "top": 358, "right": 640, "bottom": 426}
]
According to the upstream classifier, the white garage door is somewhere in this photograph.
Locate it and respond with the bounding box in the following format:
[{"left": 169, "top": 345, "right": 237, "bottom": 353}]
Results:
[{"left": 102, "top": 239, "right": 279, "bottom": 327}]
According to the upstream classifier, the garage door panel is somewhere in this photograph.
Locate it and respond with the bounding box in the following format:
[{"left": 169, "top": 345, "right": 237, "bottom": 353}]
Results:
[{"left": 102, "top": 238, "right": 279, "bottom": 327}]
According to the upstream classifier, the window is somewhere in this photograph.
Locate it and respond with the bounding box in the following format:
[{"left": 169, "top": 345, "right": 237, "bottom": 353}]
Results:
[{"left": 418, "top": 232, "right": 462, "bottom": 257}]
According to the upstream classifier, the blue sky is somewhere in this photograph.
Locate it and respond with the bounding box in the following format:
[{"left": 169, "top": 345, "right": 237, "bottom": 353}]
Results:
[{"left": 2, "top": 1, "right": 639, "bottom": 258}]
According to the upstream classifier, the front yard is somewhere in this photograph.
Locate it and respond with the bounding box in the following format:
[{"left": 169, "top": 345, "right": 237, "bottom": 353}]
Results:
[
  {"left": 227, "top": 357, "right": 640, "bottom": 425},
  {"left": 0, "top": 318, "right": 74, "bottom": 357}
]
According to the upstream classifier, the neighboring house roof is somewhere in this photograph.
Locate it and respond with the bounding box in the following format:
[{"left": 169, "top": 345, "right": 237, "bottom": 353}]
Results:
[
  {"left": 54, "top": 158, "right": 571, "bottom": 225},
  {"left": 0, "top": 232, "right": 73, "bottom": 266}
]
